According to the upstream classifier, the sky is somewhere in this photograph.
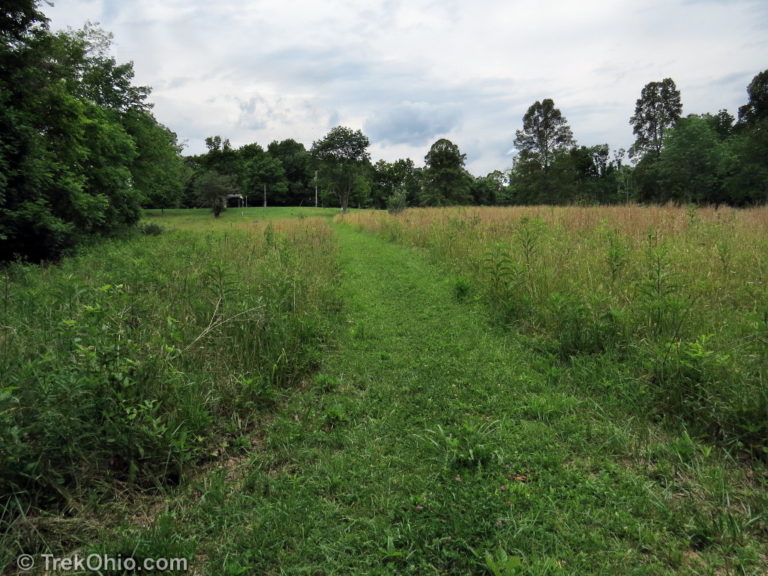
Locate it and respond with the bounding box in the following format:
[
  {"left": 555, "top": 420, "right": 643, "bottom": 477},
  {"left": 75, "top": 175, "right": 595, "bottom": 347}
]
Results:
[{"left": 44, "top": 0, "right": 767, "bottom": 175}]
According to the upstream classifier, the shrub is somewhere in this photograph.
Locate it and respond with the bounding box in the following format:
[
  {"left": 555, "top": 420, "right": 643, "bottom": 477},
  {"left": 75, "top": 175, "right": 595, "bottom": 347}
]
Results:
[{"left": 386, "top": 189, "right": 408, "bottom": 214}]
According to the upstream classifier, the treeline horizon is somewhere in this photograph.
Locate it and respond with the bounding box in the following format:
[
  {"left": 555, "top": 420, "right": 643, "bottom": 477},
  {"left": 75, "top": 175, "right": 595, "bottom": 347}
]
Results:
[
  {"left": 184, "top": 71, "right": 767, "bottom": 212},
  {"left": 2, "top": 1, "right": 767, "bottom": 262}
]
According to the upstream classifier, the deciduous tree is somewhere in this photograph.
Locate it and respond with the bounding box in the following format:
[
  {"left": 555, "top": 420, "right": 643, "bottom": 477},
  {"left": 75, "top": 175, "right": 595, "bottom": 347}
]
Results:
[
  {"left": 311, "top": 126, "right": 370, "bottom": 211},
  {"left": 195, "top": 171, "right": 238, "bottom": 217},
  {"left": 737, "top": 69, "right": 768, "bottom": 127},
  {"left": 422, "top": 138, "right": 472, "bottom": 206},
  {"left": 629, "top": 78, "right": 682, "bottom": 159},
  {"left": 514, "top": 99, "right": 575, "bottom": 170}
]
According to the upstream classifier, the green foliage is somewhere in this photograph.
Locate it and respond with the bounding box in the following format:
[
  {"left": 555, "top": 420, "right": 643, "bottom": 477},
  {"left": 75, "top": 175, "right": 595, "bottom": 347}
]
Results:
[
  {"left": 311, "top": 126, "right": 371, "bottom": 211},
  {"left": 125, "top": 110, "right": 188, "bottom": 209},
  {"left": 0, "top": 212, "right": 339, "bottom": 523},
  {"left": 471, "top": 170, "right": 510, "bottom": 205},
  {"left": 266, "top": 139, "right": 312, "bottom": 204},
  {"left": 385, "top": 188, "right": 408, "bottom": 214},
  {"left": 511, "top": 144, "right": 580, "bottom": 206},
  {"left": 422, "top": 138, "right": 473, "bottom": 206},
  {"left": 372, "top": 158, "right": 423, "bottom": 209},
  {"left": 514, "top": 98, "right": 576, "bottom": 170},
  {"left": 738, "top": 69, "right": 768, "bottom": 126},
  {"left": 194, "top": 171, "right": 238, "bottom": 217},
  {"left": 0, "top": 16, "right": 184, "bottom": 261},
  {"left": 629, "top": 78, "right": 682, "bottom": 160}
]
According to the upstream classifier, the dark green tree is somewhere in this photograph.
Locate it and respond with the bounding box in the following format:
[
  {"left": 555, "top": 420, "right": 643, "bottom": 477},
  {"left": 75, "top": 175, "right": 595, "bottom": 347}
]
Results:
[
  {"left": 0, "top": 16, "right": 153, "bottom": 261},
  {"left": 629, "top": 78, "right": 682, "bottom": 160},
  {"left": 124, "top": 110, "right": 188, "bottom": 209},
  {"left": 311, "top": 126, "right": 370, "bottom": 211},
  {"left": 514, "top": 99, "right": 575, "bottom": 170},
  {"left": 569, "top": 144, "right": 624, "bottom": 203},
  {"left": 657, "top": 115, "right": 725, "bottom": 204},
  {"left": 470, "top": 171, "right": 508, "bottom": 205},
  {"left": 708, "top": 109, "right": 735, "bottom": 140},
  {"left": 240, "top": 143, "right": 289, "bottom": 206},
  {"left": 737, "top": 69, "right": 768, "bottom": 127},
  {"left": 267, "top": 139, "right": 312, "bottom": 205},
  {"left": 202, "top": 136, "right": 241, "bottom": 176},
  {"left": 511, "top": 99, "right": 577, "bottom": 204},
  {"left": 716, "top": 73, "right": 768, "bottom": 205},
  {"left": 422, "top": 138, "right": 472, "bottom": 206},
  {"left": 511, "top": 152, "right": 578, "bottom": 205},
  {"left": 371, "top": 158, "right": 422, "bottom": 209},
  {"left": 195, "top": 171, "right": 238, "bottom": 217}
]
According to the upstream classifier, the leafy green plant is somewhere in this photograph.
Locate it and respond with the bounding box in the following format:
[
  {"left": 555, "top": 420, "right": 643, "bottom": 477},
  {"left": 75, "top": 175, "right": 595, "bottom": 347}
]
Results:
[
  {"left": 483, "top": 546, "right": 523, "bottom": 576},
  {"left": 386, "top": 189, "right": 408, "bottom": 214},
  {"left": 424, "top": 421, "right": 502, "bottom": 470}
]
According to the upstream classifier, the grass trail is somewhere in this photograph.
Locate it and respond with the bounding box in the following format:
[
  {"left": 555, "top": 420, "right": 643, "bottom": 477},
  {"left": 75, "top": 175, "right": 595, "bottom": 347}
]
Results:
[{"left": 162, "top": 220, "right": 764, "bottom": 575}]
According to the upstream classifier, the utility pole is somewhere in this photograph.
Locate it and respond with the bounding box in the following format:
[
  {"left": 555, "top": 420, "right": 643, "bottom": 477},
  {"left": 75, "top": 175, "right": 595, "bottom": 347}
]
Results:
[
  {"left": 263, "top": 184, "right": 267, "bottom": 208},
  {"left": 314, "top": 170, "right": 318, "bottom": 208}
]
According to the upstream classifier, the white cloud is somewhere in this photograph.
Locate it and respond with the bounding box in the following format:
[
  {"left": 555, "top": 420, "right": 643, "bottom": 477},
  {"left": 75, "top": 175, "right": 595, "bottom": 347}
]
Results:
[{"left": 44, "top": 0, "right": 768, "bottom": 175}]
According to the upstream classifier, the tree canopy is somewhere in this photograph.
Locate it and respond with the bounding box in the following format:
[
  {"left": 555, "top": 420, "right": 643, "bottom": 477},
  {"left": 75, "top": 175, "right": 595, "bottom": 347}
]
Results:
[
  {"left": 0, "top": 3, "right": 186, "bottom": 261},
  {"left": 629, "top": 78, "right": 682, "bottom": 160},
  {"left": 514, "top": 99, "right": 575, "bottom": 170},
  {"left": 310, "top": 126, "right": 371, "bottom": 211},
  {"left": 422, "top": 139, "right": 472, "bottom": 206}
]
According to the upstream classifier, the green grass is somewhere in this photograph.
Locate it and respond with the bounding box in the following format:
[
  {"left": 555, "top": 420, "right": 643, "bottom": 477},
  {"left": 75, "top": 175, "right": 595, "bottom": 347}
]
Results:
[
  {"left": 2, "top": 207, "right": 766, "bottom": 575},
  {"left": 346, "top": 206, "right": 768, "bottom": 457},
  {"left": 143, "top": 206, "right": 342, "bottom": 228},
  {"left": 0, "top": 208, "right": 340, "bottom": 572}
]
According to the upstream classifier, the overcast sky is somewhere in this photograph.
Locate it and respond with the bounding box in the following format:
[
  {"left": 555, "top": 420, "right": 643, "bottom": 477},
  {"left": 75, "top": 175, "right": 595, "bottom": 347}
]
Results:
[{"left": 45, "top": 0, "right": 767, "bottom": 175}]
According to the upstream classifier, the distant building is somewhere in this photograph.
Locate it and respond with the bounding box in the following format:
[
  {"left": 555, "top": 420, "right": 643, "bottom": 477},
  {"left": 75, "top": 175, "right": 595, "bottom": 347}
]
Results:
[{"left": 226, "top": 193, "right": 245, "bottom": 207}]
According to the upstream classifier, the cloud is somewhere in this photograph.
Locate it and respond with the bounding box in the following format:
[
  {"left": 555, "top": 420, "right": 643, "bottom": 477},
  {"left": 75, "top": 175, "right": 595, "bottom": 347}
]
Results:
[
  {"left": 365, "top": 102, "right": 462, "bottom": 146},
  {"left": 43, "top": 0, "right": 768, "bottom": 175}
]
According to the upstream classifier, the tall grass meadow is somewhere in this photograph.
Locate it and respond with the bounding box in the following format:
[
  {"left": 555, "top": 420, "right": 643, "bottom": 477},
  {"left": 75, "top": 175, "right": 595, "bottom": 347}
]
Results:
[
  {"left": 0, "top": 215, "right": 339, "bottom": 560},
  {"left": 345, "top": 205, "right": 768, "bottom": 457}
]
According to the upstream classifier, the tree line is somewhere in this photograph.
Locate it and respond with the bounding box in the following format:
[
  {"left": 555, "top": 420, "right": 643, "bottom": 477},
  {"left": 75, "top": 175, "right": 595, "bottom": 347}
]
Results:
[
  {"left": 187, "top": 68, "right": 767, "bottom": 215},
  {"left": 2, "top": 1, "right": 767, "bottom": 262}
]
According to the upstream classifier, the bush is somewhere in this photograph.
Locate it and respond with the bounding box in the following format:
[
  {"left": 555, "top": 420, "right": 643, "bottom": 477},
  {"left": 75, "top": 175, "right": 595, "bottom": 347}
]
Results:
[
  {"left": 386, "top": 189, "right": 408, "bottom": 214},
  {"left": 141, "top": 222, "right": 164, "bottom": 235}
]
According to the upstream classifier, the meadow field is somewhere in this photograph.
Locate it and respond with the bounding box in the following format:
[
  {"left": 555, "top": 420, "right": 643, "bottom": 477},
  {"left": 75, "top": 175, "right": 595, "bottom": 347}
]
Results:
[
  {"left": 345, "top": 205, "right": 768, "bottom": 456},
  {"left": 1, "top": 205, "right": 766, "bottom": 575}
]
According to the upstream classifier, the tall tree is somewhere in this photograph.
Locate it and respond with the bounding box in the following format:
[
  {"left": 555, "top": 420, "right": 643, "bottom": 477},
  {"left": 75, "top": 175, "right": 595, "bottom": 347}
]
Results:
[
  {"left": 267, "top": 139, "right": 311, "bottom": 205},
  {"left": 514, "top": 98, "right": 575, "bottom": 170},
  {"left": 0, "top": 18, "right": 153, "bottom": 261},
  {"left": 124, "top": 110, "right": 188, "bottom": 209},
  {"left": 511, "top": 99, "right": 577, "bottom": 204},
  {"left": 240, "top": 143, "right": 288, "bottom": 206},
  {"left": 629, "top": 78, "right": 682, "bottom": 160},
  {"left": 737, "top": 69, "right": 768, "bottom": 127},
  {"left": 722, "top": 70, "right": 768, "bottom": 204},
  {"left": 311, "top": 126, "right": 370, "bottom": 211},
  {"left": 657, "top": 115, "right": 725, "bottom": 204},
  {"left": 422, "top": 139, "right": 472, "bottom": 206}
]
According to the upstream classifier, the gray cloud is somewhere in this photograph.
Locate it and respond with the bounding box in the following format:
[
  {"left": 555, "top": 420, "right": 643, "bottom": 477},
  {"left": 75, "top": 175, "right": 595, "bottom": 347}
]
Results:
[
  {"left": 44, "top": 0, "right": 768, "bottom": 175},
  {"left": 365, "top": 102, "right": 462, "bottom": 146}
]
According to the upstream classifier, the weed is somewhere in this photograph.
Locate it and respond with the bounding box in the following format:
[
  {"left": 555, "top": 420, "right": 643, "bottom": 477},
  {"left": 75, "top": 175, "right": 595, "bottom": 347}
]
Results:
[{"left": 453, "top": 275, "right": 472, "bottom": 302}]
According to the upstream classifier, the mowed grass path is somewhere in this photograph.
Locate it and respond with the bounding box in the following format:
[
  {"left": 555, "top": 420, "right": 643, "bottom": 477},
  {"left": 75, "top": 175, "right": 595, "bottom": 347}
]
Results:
[{"left": 165, "top": 219, "right": 764, "bottom": 575}]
